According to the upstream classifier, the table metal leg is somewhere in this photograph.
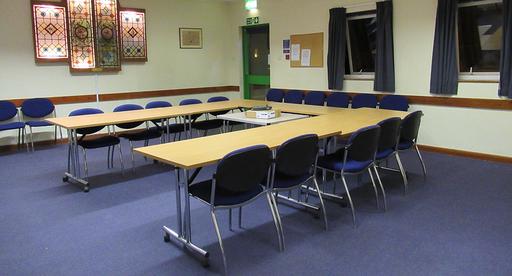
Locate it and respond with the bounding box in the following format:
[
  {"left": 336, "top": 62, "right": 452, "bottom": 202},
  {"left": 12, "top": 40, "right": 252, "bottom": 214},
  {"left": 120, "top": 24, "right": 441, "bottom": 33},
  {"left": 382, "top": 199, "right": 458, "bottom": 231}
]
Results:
[
  {"left": 163, "top": 167, "right": 210, "bottom": 266},
  {"left": 62, "top": 129, "right": 89, "bottom": 192}
]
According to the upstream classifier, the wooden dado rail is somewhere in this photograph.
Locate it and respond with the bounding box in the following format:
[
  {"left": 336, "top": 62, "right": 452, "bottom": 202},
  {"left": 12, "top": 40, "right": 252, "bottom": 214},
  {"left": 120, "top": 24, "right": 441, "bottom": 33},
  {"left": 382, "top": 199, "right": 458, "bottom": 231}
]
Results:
[
  {"left": 274, "top": 88, "right": 512, "bottom": 111},
  {"left": 7, "top": 86, "right": 240, "bottom": 107},
  {"left": 4, "top": 85, "right": 511, "bottom": 110}
]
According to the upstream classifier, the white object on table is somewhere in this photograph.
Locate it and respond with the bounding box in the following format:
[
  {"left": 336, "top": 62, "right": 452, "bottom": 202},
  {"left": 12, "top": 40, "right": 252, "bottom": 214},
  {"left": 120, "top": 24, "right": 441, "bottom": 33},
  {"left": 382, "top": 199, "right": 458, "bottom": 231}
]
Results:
[{"left": 218, "top": 112, "right": 309, "bottom": 126}]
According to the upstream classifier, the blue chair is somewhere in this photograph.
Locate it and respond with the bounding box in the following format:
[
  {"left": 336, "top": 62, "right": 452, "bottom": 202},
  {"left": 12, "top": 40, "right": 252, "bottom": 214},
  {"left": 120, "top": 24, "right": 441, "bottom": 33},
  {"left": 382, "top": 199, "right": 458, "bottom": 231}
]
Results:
[
  {"left": 192, "top": 96, "right": 230, "bottom": 136},
  {"left": 69, "top": 108, "right": 124, "bottom": 180},
  {"left": 179, "top": 99, "right": 203, "bottom": 137},
  {"left": 351, "top": 94, "right": 378, "bottom": 109},
  {"left": 316, "top": 125, "right": 384, "bottom": 226},
  {"left": 304, "top": 91, "right": 326, "bottom": 106},
  {"left": 398, "top": 111, "right": 426, "bottom": 178},
  {"left": 326, "top": 93, "right": 350, "bottom": 108},
  {"left": 21, "top": 98, "right": 62, "bottom": 151},
  {"left": 284, "top": 90, "right": 304, "bottom": 104},
  {"left": 266, "top": 89, "right": 284, "bottom": 102},
  {"left": 271, "top": 134, "right": 328, "bottom": 232},
  {"left": 379, "top": 95, "right": 409, "bottom": 111},
  {"left": 145, "top": 101, "right": 185, "bottom": 142},
  {"left": 113, "top": 104, "right": 162, "bottom": 169},
  {"left": 0, "top": 100, "right": 27, "bottom": 151},
  {"left": 187, "top": 145, "right": 281, "bottom": 275},
  {"left": 374, "top": 117, "right": 406, "bottom": 200}
]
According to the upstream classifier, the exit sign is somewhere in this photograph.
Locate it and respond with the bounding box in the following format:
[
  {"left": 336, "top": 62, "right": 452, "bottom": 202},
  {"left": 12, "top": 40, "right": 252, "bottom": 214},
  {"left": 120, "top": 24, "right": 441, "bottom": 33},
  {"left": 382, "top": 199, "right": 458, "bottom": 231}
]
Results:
[{"left": 246, "top": 16, "right": 259, "bottom": 25}]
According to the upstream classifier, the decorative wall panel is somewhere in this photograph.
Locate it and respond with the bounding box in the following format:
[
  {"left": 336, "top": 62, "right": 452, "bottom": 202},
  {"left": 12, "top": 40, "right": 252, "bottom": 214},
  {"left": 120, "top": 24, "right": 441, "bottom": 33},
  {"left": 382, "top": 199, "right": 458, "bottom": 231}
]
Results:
[
  {"left": 120, "top": 8, "right": 147, "bottom": 61},
  {"left": 67, "top": 0, "right": 96, "bottom": 71},
  {"left": 93, "top": 0, "right": 121, "bottom": 70},
  {"left": 31, "top": 2, "right": 69, "bottom": 62}
]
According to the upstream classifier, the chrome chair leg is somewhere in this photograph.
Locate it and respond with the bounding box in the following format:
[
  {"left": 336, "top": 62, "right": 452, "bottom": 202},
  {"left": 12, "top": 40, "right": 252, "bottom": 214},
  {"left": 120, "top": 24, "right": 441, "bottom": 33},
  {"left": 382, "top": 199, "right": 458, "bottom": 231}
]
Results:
[
  {"left": 67, "top": 143, "right": 71, "bottom": 172},
  {"left": 341, "top": 175, "right": 356, "bottom": 227},
  {"left": 395, "top": 153, "right": 408, "bottom": 195},
  {"left": 17, "top": 128, "right": 21, "bottom": 147},
  {"left": 368, "top": 168, "right": 380, "bottom": 210},
  {"left": 54, "top": 125, "right": 58, "bottom": 143},
  {"left": 118, "top": 144, "right": 125, "bottom": 173},
  {"left": 23, "top": 128, "right": 29, "bottom": 152},
  {"left": 129, "top": 140, "right": 135, "bottom": 171},
  {"left": 313, "top": 177, "right": 328, "bottom": 230},
  {"left": 210, "top": 210, "right": 228, "bottom": 276},
  {"left": 107, "top": 146, "right": 112, "bottom": 168},
  {"left": 29, "top": 126, "right": 35, "bottom": 152},
  {"left": 228, "top": 209, "right": 233, "bottom": 232},
  {"left": 415, "top": 145, "right": 427, "bottom": 179},
  {"left": 266, "top": 193, "right": 284, "bottom": 251},
  {"left": 373, "top": 166, "right": 387, "bottom": 211},
  {"left": 82, "top": 147, "right": 89, "bottom": 180}
]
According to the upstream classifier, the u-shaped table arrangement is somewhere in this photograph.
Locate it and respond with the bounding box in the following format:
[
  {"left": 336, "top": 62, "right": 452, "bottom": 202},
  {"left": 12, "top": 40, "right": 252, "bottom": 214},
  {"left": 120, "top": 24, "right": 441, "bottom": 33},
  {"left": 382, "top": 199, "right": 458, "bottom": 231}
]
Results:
[{"left": 47, "top": 99, "right": 408, "bottom": 266}]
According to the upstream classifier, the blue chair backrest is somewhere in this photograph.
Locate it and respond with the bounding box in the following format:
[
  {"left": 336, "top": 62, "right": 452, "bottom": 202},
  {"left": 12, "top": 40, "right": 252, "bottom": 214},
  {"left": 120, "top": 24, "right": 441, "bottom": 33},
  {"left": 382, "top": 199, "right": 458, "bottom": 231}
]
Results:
[
  {"left": 304, "top": 91, "right": 326, "bottom": 106},
  {"left": 284, "top": 90, "right": 304, "bottom": 104},
  {"left": 113, "top": 104, "right": 144, "bottom": 129},
  {"left": 276, "top": 134, "right": 319, "bottom": 177},
  {"left": 379, "top": 95, "right": 409, "bottom": 111},
  {"left": 215, "top": 145, "right": 272, "bottom": 194},
  {"left": 180, "top": 99, "right": 202, "bottom": 120},
  {"left": 0, "top": 101, "right": 18, "bottom": 122},
  {"left": 21, "top": 98, "right": 55, "bottom": 118},
  {"left": 377, "top": 117, "right": 402, "bottom": 151},
  {"left": 326, "top": 93, "right": 350, "bottom": 108},
  {"left": 207, "top": 96, "right": 229, "bottom": 116},
  {"left": 266, "top": 89, "right": 284, "bottom": 102},
  {"left": 400, "top": 111, "right": 423, "bottom": 143},
  {"left": 345, "top": 125, "right": 381, "bottom": 162},
  {"left": 69, "top": 108, "right": 105, "bottom": 135},
  {"left": 146, "top": 101, "right": 172, "bottom": 109},
  {"left": 351, "top": 94, "right": 378, "bottom": 109}
]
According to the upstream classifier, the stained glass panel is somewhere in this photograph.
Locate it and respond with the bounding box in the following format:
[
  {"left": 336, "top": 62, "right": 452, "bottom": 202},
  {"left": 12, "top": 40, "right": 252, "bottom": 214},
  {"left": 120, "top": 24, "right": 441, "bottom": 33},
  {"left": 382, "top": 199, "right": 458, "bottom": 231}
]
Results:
[
  {"left": 120, "top": 9, "right": 147, "bottom": 61},
  {"left": 93, "top": 0, "right": 121, "bottom": 70},
  {"left": 67, "top": 0, "right": 95, "bottom": 70},
  {"left": 32, "top": 3, "right": 68, "bottom": 62}
]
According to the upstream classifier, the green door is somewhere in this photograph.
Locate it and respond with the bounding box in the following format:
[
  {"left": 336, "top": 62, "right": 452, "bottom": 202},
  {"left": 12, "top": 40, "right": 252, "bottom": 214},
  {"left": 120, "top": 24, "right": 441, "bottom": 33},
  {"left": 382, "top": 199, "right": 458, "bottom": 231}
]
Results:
[{"left": 242, "top": 24, "right": 270, "bottom": 100}]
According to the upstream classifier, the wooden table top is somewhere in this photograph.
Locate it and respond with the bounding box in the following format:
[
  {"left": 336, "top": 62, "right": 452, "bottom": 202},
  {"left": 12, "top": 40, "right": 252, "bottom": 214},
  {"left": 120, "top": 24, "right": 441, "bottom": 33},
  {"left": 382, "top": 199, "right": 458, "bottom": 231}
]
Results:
[{"left": 134, "top": 102, "right": 407, "bottom": 169}]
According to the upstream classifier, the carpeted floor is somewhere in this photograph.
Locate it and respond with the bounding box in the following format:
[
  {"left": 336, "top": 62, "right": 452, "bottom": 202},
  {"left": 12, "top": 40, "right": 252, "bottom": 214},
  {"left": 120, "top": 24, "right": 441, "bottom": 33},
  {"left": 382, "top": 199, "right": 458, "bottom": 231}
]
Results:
[{"left": 1, "top": 140, "right": 511, "bottom": 276}]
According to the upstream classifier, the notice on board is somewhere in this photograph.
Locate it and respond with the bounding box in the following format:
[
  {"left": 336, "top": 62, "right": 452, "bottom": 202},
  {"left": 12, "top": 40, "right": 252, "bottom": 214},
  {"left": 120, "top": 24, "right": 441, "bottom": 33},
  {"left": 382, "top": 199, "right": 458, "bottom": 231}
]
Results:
[
  {"left": 301, "top": 49, "right": 311, "bottom": 67},
  {"left": 291, "top": 44, "right": 300, "bottom": 61}
]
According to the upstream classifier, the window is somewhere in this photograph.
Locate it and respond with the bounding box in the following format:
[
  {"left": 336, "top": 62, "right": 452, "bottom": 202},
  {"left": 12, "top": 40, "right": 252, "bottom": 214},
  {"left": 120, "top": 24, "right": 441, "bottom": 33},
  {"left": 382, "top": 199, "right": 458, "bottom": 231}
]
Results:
[
  {"left": 458, "top": 0, "right": 503, "bottom": 75},
  {"left": 346, "top": 11, "right": 377, "bottom": 77}
]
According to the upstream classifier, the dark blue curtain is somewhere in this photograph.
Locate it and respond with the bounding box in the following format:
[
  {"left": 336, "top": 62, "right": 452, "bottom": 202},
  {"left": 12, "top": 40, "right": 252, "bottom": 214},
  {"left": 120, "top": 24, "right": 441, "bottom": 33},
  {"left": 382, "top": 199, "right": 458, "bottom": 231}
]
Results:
[
  {"left": 430, "top": 0, "right": 458, "bottom": 95},
  {"left": 327, "top": 8, "right": 347, "bottom": 90},
  {"left": 499, "top": 0, "right": 512, "bottom": 98},
  {"left": 374, "top": 1, "right": 395, "bottom": 92}
]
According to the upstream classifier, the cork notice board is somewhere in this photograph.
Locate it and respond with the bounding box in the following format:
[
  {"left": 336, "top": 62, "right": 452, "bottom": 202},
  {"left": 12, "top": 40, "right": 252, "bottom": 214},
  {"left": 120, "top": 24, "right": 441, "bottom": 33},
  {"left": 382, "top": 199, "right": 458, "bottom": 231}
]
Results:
[{"left": 290, "top": 32, "right": 324, "bottom": 68}]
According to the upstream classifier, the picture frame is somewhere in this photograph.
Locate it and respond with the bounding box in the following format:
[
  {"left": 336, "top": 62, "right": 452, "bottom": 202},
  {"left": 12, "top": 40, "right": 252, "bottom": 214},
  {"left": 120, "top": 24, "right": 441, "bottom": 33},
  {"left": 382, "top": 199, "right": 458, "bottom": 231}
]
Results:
[{"left": 179, "top": 28, "right": 203, "bottom": 49}]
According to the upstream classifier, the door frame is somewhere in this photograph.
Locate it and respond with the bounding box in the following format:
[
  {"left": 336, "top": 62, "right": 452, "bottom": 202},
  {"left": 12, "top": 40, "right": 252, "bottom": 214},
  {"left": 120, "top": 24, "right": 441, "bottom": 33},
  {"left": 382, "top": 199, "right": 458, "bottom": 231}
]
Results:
[{"left": 242, "top": 23, "right": 270, "bottom": 99}]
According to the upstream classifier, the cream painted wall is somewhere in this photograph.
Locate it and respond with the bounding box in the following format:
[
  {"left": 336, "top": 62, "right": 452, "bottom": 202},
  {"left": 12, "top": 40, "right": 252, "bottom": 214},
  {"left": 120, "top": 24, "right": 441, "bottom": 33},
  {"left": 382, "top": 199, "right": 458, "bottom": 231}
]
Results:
[
  {"left": 0, "top": 0, "right": 239, "bottom": 145},
  {"left": 228, "top": 0, "right": 512, "bottom": 157}
]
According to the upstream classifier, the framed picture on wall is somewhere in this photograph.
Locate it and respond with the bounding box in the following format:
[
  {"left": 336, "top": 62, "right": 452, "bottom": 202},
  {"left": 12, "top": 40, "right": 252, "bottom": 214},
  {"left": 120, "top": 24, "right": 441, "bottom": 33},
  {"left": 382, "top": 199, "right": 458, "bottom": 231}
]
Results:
[{"left": 179, "top": 28, "right": 202, "bottom": 49}]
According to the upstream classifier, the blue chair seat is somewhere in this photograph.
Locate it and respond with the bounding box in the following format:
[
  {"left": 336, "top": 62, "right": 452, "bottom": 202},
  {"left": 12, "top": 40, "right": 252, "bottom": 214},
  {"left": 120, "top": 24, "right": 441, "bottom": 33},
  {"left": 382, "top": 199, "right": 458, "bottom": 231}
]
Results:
[
  {"left": 398, "top": 140, "right": 413, "bottom": 150},
  {"left": 26, "top": 121, "right": 52, "bottom": 127},
  {"left": 193, "top": 119, "right": 224, "bottom": 130},
  {"left": 272, "top": 172, "right": 311, "bottom": 189},
  {"left": 376, "top": 148, "right": 394, "bottom": 160},
  {"left": 318, "top": 153, "right": 372, "bottom": 173},
  {"left": 150, "top": 124, "right": 185, "bottom": 134},
  {"left": 78, "top": 135, "right": 120, "bottom": 149},
  {"left": 0, "top": 122, "right": 25, "bottom": 131},
  {"left": 189, "top": 180, "right": 264, "bottom": 206},
  {"left": 118, "top": 128, "right": 161, "bottom": 141}
]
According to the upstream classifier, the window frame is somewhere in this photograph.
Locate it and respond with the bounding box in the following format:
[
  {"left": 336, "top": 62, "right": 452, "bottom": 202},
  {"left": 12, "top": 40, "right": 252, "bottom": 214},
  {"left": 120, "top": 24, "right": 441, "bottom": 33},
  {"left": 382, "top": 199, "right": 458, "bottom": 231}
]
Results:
[
  {"left": 456, "top": 0, "right": 502, "bottom": 82},
  {"left": 345, "top": 11, "right": 377, "bottom": 80}
]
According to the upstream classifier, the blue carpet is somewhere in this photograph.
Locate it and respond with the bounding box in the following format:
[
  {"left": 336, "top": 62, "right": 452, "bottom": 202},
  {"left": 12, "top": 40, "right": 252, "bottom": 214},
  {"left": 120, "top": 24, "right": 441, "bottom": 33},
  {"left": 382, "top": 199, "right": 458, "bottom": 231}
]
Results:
[{"left": 1, "top": 141, "right": 512, "bottom": 275}]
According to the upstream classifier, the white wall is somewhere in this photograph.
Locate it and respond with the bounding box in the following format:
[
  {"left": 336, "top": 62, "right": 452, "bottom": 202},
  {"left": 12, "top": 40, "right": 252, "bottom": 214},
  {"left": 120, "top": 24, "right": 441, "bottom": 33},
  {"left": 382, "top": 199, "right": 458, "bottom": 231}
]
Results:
[
  {"left": 0, "top": 0, "right": 239, "bottom": 145},
  {"left": 228, "top": 0, "right": 512, "bottom": 157}
]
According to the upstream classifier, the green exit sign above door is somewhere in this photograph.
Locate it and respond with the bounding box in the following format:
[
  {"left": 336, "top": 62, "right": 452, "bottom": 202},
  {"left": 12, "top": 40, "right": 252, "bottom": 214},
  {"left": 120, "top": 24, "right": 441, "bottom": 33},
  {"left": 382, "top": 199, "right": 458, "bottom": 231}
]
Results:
[{"left": 246, "top": 17, "right": 259, "bottom": 25}]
